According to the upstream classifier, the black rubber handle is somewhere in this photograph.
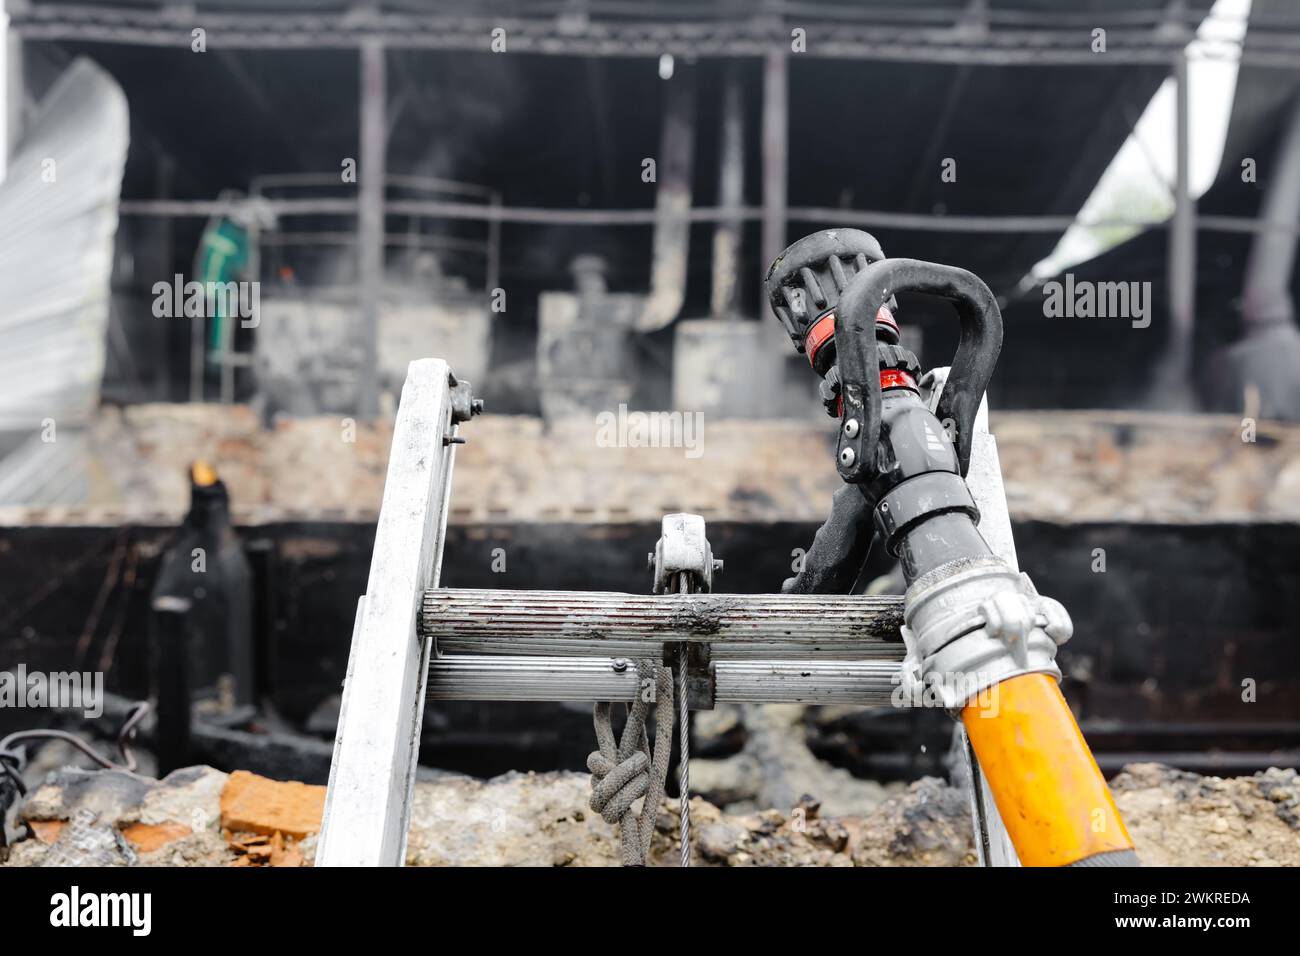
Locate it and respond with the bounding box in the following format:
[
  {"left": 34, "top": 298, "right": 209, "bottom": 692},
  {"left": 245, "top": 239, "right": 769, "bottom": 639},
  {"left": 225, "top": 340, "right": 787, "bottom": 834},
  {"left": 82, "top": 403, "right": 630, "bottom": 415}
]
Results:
[{"left": 834, "top": 258, "right": 1003, "bottom": 481}]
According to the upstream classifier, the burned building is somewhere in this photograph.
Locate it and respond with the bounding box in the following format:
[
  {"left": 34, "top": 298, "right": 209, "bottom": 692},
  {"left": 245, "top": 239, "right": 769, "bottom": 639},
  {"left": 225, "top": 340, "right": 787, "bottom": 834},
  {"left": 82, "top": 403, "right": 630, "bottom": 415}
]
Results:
[{"left": 2, "top": 0, "right": 1299, "bottom": 838}]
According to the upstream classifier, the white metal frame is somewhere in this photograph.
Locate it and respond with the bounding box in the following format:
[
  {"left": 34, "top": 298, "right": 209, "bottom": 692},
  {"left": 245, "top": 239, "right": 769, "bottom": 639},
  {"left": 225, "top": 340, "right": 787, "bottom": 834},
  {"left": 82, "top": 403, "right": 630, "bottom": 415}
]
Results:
[{"left": 317, "top": 359, "right": 458, "bottom": 866}]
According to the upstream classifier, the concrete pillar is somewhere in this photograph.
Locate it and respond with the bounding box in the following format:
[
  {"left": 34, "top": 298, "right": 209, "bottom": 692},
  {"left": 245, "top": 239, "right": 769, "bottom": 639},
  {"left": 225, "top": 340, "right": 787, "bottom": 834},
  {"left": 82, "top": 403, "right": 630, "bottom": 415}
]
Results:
[
  {"left": 711, "top": 63, "right": 745, "bottom": 320},
  {"left": 357, "top": 39, "right": 386, "bottom": 418},
  {"left": 1158, "top": 49, "right": 1197, "bottom": 406},
  {"left": 761, "top": 47, "right": 789, "bottom": 285}
]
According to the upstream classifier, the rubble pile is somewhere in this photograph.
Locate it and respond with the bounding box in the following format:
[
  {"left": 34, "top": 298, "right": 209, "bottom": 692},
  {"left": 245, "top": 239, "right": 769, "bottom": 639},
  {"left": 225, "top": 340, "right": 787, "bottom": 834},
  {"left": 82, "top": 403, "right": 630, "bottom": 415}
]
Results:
[
  {"left": 689, "top": 704, "right": 899, "bottom": 816},
  {"left": 7, "top": 406, "right": 1299, "bottom": 525},
  {"left": 2, "top": 766, "right": 315, "bottom": 868},
  {"left": 79, "top": 403, "right": 395, "bottom": 519},
  {"left": 4, "top": 761, "right": 1296, "bottom": 867}
]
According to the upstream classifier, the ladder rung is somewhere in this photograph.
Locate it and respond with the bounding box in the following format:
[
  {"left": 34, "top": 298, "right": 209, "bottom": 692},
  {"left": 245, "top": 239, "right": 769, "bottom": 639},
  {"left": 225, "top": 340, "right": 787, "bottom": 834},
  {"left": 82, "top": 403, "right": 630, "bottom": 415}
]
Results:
[
  {"left": 436, "top": 636, "right": 904, "bottom": 660},
  {"left": 421, "top": 589, "right": 905, "bottom": 657},
  {"left": 427, "top": 655, "right": 901, "bottom": 707}
]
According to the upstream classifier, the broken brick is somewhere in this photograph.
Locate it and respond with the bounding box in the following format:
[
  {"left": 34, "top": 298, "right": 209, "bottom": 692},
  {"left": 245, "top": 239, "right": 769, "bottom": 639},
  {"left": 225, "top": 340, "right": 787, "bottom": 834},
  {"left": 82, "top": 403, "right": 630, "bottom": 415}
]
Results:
[
  {"left": 28, "top": 820, "right": 65, "bottom": 844},
  {"left": 220, "top": 770, "right": 325, "bottom": 839},
  {"left": 120, "top": 821, "right": 193, "bottom": 853}
]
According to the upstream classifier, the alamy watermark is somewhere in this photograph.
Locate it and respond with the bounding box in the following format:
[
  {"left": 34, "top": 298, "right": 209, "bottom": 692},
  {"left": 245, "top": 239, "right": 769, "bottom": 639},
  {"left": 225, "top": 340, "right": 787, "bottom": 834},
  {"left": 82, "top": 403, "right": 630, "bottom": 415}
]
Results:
[
  {"left": 152, "top": 274, "right": 260, "bottom": 328},
  {"left": 50, "top": 883, "right": 151, "bottom": 936},
  {"left": 0, "top": 665, "right": 103, "bottom": 719},
  {"left": 891, "top": 669, "right": 1001, "bottom": 717},
  {"left": 596, "top": 404, "right": 705, "bottom": 460},
  {"left": 1042, "top": 274, "right": 1151, "bottom": 329}
]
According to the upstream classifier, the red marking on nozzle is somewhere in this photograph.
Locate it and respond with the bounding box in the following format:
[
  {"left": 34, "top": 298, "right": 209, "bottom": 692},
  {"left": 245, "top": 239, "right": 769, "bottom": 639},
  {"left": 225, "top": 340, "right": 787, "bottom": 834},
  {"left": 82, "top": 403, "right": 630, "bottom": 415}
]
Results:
[
  {"left": 806, "top": 306, "right": 900, "bottom": 369},
  {"left": 805, "top": 312, "right": 836, "bottom": 368},
  {"left": 880, "top": 368, "right": 918, "bottom": 392},
  {"left": 876, "top": 305, "right": 899, "bottom": 336}
]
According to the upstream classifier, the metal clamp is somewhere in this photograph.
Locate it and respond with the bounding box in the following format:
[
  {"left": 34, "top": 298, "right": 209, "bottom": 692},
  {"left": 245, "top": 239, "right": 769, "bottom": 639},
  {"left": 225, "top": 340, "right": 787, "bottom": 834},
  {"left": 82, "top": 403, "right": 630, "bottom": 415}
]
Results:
[
  {"left": 648, "top": 513, "right": 720, "bottom": 711},
  {"left": 649, "top": 512, "right": 723, "bottom": 595},
  {"left": 898, "top": 558, "right": 1072, "bottom": 711},
  {"left": 448, "top": 371, "right": 484, "bottom": 424}
]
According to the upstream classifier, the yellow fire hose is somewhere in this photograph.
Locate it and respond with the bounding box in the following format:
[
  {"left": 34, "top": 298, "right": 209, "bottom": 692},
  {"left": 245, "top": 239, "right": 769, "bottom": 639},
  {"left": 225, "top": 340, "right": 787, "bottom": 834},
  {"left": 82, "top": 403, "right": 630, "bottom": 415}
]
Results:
[{"left": 963, "top": 673, "right": 1136, "bottom": 866}]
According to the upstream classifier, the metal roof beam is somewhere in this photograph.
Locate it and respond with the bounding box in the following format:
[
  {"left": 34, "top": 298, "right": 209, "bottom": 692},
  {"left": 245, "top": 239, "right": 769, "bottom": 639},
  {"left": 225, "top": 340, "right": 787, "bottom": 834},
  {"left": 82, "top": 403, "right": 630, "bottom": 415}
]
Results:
[
  {"left": 12, "top": 4, "right": 1298, "bottom": 66},
  {"left": 115, "top": 196, "right": 1300, "bottom": 237}
]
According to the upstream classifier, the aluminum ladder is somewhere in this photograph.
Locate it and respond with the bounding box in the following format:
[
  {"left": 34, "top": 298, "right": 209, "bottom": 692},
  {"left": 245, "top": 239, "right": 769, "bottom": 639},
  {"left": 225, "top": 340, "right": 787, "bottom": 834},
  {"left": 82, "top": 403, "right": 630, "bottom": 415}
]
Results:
[{"left": 317, "top": 358, "right": 1020, "bottom": 866}]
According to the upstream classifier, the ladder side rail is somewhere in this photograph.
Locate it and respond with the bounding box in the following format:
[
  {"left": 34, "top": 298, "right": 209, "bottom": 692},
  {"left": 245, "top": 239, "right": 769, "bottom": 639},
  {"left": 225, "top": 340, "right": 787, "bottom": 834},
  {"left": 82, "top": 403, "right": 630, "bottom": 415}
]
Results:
[
  {"left": 318, "top": 358, "right": 457, "bottom": 867},
  {"left": 947, "top": 374, "right": 1021, "bottom": 867}
]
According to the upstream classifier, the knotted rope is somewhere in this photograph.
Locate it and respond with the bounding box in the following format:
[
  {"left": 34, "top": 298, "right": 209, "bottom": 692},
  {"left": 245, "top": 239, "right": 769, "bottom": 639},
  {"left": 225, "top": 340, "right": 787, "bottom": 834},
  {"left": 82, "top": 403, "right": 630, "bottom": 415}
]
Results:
[{"left": 588, "top": 659, "right": 674, "bottom": 866}]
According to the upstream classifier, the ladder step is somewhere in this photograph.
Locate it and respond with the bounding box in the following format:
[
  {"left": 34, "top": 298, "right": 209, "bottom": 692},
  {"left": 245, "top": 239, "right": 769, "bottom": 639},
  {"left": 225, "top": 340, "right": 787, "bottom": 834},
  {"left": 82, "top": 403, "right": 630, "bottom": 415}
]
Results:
[
  {"left": 436, "top": 636, "right": 904, "bottom": 660},
  {"left": 421, "top": 589, "right": 905, "bottom": 658},
  {"left": 427, "top": 656, "right": 902, "bottom": 707}
]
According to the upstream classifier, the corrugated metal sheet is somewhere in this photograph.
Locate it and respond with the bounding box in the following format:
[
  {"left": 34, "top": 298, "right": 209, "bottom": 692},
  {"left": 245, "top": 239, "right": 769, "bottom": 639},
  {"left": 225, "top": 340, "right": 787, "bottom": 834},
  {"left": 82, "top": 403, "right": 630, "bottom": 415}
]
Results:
[
  {"left": 0, "top": 58, "right": 128, "bottom": 501},
  {"left": 0, "top": 431, "right": 91, "bottom": 506}
]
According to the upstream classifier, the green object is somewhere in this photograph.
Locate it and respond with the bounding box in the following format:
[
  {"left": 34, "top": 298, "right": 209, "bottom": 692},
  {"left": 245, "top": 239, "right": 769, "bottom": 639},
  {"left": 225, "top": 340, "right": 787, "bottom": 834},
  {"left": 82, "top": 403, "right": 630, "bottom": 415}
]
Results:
[{"left": 196, "top": 218, "right": 251, "bottom": 357}]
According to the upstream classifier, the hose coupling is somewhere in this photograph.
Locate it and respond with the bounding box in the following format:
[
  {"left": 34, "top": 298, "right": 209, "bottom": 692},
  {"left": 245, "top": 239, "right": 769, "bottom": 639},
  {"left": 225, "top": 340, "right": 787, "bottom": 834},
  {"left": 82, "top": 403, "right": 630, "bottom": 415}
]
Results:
[{"left": 899, "top": 557, "right": 1073, "bottom": 711}]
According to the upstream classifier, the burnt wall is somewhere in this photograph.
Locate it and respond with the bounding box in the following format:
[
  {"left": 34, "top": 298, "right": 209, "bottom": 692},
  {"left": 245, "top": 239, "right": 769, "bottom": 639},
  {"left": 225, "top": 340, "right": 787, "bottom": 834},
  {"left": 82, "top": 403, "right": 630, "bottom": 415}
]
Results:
[{"left": 2, "top": 518, "right": 1297, "bottom": 778}]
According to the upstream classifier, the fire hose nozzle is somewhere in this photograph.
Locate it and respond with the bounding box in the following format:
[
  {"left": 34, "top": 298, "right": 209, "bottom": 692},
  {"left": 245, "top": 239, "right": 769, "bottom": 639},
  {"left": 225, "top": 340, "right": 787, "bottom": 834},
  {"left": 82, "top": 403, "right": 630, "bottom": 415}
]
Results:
[{"left": 765, "top": 228, "right": 897, "bottom": 375}]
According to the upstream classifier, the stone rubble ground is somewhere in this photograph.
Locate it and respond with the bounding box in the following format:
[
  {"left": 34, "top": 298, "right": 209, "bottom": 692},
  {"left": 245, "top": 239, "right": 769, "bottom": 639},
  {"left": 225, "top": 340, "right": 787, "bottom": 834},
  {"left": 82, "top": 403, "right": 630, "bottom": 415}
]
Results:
[
  {"left": 690, "top": 704, "right": 901, "bottom": 817},
  {"left": 3, "top": 761, "right": 1297, "bottom": 867}
]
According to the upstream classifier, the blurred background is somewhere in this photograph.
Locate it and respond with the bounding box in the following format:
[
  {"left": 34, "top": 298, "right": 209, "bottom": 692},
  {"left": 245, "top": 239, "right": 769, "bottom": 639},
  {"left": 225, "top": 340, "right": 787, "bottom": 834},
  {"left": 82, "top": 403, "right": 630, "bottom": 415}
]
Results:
[{"left": 1, "top": 0, "right": 1298, "bottom": 803}]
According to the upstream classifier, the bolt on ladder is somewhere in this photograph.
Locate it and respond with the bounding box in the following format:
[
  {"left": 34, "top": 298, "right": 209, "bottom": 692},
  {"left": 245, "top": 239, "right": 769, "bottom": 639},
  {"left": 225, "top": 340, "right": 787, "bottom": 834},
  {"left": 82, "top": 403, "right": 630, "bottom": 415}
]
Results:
[{"left": 318, "top": 358, "right": 1022, "bottom": 867}]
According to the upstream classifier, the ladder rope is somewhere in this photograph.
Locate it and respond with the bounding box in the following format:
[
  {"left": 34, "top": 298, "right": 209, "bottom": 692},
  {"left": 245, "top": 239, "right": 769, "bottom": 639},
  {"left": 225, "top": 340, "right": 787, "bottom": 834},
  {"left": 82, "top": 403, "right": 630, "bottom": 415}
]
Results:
[
  {"left": 675, "top": 643, "right": 691, "bottom": 868},
  {"left": 587, "top": 659, "right": 674, "bottom": 866},
  {"left": 673, "top": 570, "right": 692, "bottom": 868}
]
